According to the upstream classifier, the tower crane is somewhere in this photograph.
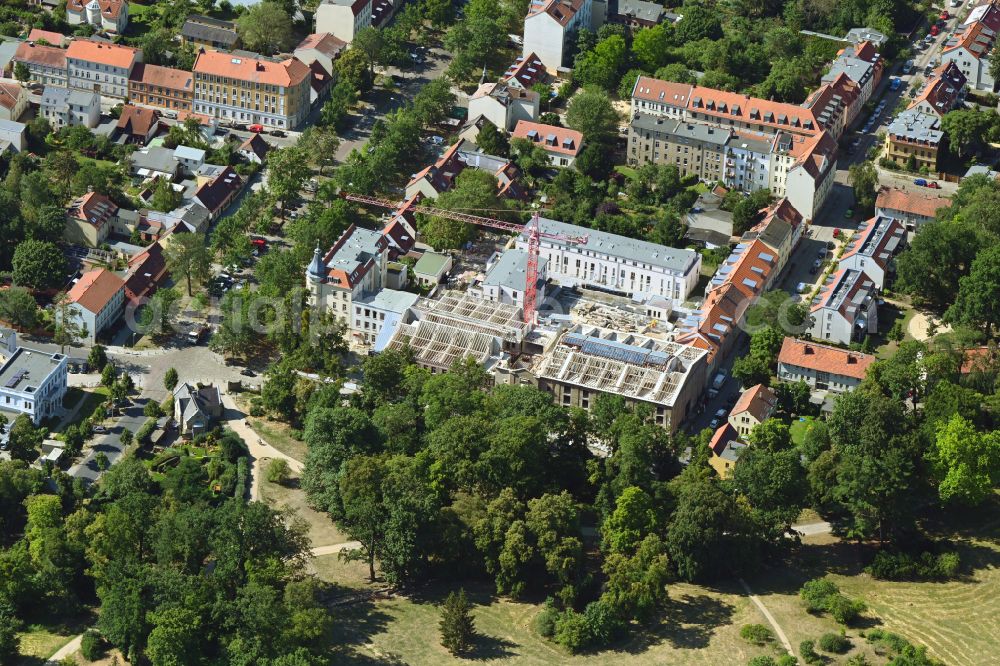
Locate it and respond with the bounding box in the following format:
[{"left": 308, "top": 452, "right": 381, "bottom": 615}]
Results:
[{"left": 341, "top": 193, "right": 587, "bottom": 325}]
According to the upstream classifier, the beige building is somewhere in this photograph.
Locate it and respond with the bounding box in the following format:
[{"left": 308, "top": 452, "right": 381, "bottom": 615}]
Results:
[
  {"left": 65, "top": 191, "right": 119, "bottom": 247},
  {"left": 0, "top": 80, "right": 28, "bottom": 121},
  {"left": 727, "top": 384, "right": 777, "bottom": 437}
]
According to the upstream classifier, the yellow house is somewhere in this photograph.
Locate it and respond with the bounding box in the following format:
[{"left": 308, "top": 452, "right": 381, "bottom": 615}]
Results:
[
  {"left": 64, "top": 192, "right": 118, "bottom": 248},
  {"left": 727, "top": 384, "right": 778, "bottom": 437},
  {"left": 708, "top": 423, "right": 746, "bottom": 478}
]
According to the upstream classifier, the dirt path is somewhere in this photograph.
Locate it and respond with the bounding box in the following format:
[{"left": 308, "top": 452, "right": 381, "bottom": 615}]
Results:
[
  {"left": 739, "top": 578, "right": 794, "bottom": 655},
  {"left": 908, "top": 311, "right": 951, "bottom": 341},
  {"left": 220, "top": 394, "right": 304, "bottom": 501},
  {"left": 311, "top": 542, "right": 362, "bottom": 557},
  {"left": 47, "top": 634, "right": 82, "bottom": 663}
]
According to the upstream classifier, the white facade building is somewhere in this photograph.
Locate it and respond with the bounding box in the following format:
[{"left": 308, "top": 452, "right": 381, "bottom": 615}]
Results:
[
  {"left": 66, "top": 0, "right": 130, "bottom": 33},
  {"left": 0, "top": 347, "right": 68, "bottom": 425},
  {"left": 66, "top": 40, "right": 140, "bottom": 100},
  {"left": 351, "top": 289, "right": 419, "bottom": 345},
  {"left": 807, "top": 268, "right": 879, "bottom": 345},
  {"left": 40, "top": 86, "right": 100, "bottom": 129},
  {"left": 480, "top": 249, "right": 548, "bottom": 308},
  {"left": 837, "top": 216, "right": 906, "bottom": 289},
  {"left": 523, "top": 0, "right": 594, "bottom": 71},
  {"left": 315, "top": 0, "right": 373, "bottom": 44},
  {"left": 468, "top": 82, "right": 539, "bottom": 131},
  {"left": 777, "top": 338, "right": 875, "bottom": 394},
  {"left": 516, "top": 217, "right": 701, "bottom": 306}
]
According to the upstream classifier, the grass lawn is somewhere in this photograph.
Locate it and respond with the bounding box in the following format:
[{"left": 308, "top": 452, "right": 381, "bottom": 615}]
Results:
[
  {"left": 249, "top": 418, "right": 308, "bottom": 462},
  {"left": 687, "top": 181, "right": 710, "bottom": 194},
  {"left": 615, "top": 165, "right": 638, "bottom": 179},
  {"left": 15, "top": 612, "right": 94, "bottom": 664},
  {"left": 788, "top": 416, "right": 816, "bottom": 447},
  {"left": 312, "top": 553, "right": 373, "bottom": 591},
  {"left": 259, "top": 477, "right": 352, "bottom": 548},
  {"left": 327, "top": 581, "right": 778, "bottom": 665}
]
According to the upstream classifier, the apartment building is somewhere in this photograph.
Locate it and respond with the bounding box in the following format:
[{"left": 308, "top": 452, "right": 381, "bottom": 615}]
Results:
[
  {"left": 807, "top": 268, "right": 879, "bottom": 345},
  {"left": 739, "top": 198, "right": 804, "bottom": 278},
  {"left": 12, "top": 42, "right": 67, "bottom": 88},
  {"left": 66, "top": 0, "right": 129, "bottom": 34},
  {"left": 838, "top": 216, "right": 906, "bottom": 289},
  {"left": 62, "top": 267, "right": 126, "bottom": 343},
  {"left": 41, "top": 85, "right": 99, "bottom": 129},
  {"left": 192, "top": 51, "right": 312, "bottom": 130},
  {"left": 65, "top": 191, "right": 118, "bottom": 246},
  {"left": 351, "top": 288, "right": 419, "bottom": 345},
  {"left": 777, "top": 338, "right": 875, "bottom": 394},
  {"left": 480, "top": 249, "right": 548, "bottom": 308},
  {"left": 875, "top": 186, "right": 952, "bottom": 231},
  {"left": 406, "top": 139, "right": 522, "bottom": 200},
  {"left": 629, "top": 114, "right": 729, "bottom": 182},
  {"left": 468, "top": 81, "right": 539, "bottom": 131},
  {"left": 180, "top": 15, "right": 239, "bottom": 51},
  {"left": 523, "top": 0, "right": 594, "bottom": 71},
  {"left": 822, "top": 40, "right": 883, "bottom": 106},
  {"left": 0, "top": 80, "right": 28, "bottom": 121},
  {"left": 515, "top": 216, "right": 702, "bottom": 306},
  {"left": 128, "top": 63, "right": 194, "bottom": 115},
  {"left": 0, "top": 347, "right": 68, "bottom": 425},
  {"left": 294, "top": 32, "right": 347, "bottom": 78},
  {"left": 502, "top": 52, "right": 547, "bottom": 90},
  {"left": 728, "top": 383, "right": 777, "bottom": 437},
  {"left": 66, "top": 39, "right": 141, "bottom": 99},
  {"left": 940, "top": 3, "right": 1000, "bottom": 91},
  {"left": 885, "top": 109, "right": 942, "bottom": 170},
  {"left": 315, "top": 0, "right": 373, "bottom": 44},
  {"left": 908, "top": 61, "right": 967, "bottom": 118},
  {"left": 511, "top": 121, "right": 584, "bottom": 167},
  {"left": 803, "top": 72, "right": 861, "bottom": 140}
]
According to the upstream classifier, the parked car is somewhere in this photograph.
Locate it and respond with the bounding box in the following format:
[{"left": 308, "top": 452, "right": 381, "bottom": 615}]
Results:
[
  {"left": 248, "top": 124, "right": 264, "bottom": 133},
  {"left": 903, "top": 59, "right": 915, "bottom": 73},
  {"left": 796, "top": 282, "right": 809, "bottom": 294},
  {"left": 240, "top": 368, "right": 256, "bottom": 377},
  {"left": 810, "top": 259, "right": 822, "bottom": 274},
  {"left": 951, "top": 0, "right": 962, "bottom": 6},
  {"left": 270, "top": 129, "right": 286, "bottom": 137},
  {"left": 940, "top": 10, "right": 950, "bottom": 19},
  {"left": 818, "top": 248, "right": 828, "bottom": 258},
  {"left": 930, "top": 24, "right": 940, "bottom": 36},
  {"left": 914, "top": 177, "right": 928, "bottom": 186},
  {"left": 927, "top": 181, "right": 940, "bottom": 189},
  {"left": 429, "top": 135, "right": 445, "bottom": 145},
  {"left": 93, "top": 425, "right": 108, "bottom": 434}
]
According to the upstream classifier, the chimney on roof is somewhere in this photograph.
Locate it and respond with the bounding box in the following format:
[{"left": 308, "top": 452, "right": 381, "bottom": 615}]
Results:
[
  {"left": 803, "top": 345, "right": 813, "bottom": 354},
  {"left": 847, "top": 355, "right": 857, "bottom": 364}
]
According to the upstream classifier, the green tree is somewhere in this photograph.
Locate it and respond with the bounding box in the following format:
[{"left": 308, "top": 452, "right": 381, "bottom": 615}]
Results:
[
  {"left": 931, "top": 414, "right": 1000, "bottom": 506},
  {"left": 146, "top": 607, "right": 202, "bottom": 666},
  {"left": 412, "top": 78, "right": 456, "bottom": 127},
  {"left": 475, "top": 120, "right": 509, "bottom": 156},
  {"left": 566, "top": 86, "right": 620, "bottom": 146},
  {"left": 236, "top": 1, "right": 293, "bottom": 55},
  {"left": 164, "top": 367, "right": 179, "bottom": 391},
  {"left": 88, "top": 345, "right": 109, "bottom": 371},
  {"left": 321, "top": 79, "right": 359, "bottom": 129},
  {"left": 338, "top": 455, "right": 387, "bottom": 581},
  {"left": 633, "top": 23, "right": 672, "bottom": 71},
  {"left": 602, "top": 486, "right": 657, "bottom": 556},
  {"left": 419, "top": 169, "right": 505, "bottom": 250},
  {"left": 8, "top": 414, "right": 43, "bottom": 462},
  {"left": 941, "top": 108, "right": 994, "bottom": 158},
  {"left": 573, "top": 34, "right": 628, "bottom": 92},
  {"left": 747, "top": 419, "right": 792, "bottom": 451},
  {"left": 0, "top": 287, "right": 39, "bottom": 329},
  {"left": 439, "top": 588, "right": 476, "bottom": 655},
  {"left": 0, "top": 599, "right": 19, "bottom": 664},
  {"left": 848, "top": 161, "right": 879, "bottom": 212},
  {"left": 165, "top": 233, "right": 211, "bottom": 297},
  {"left": 732, "top": 355, "right": 771, "bottom": 389},
  {"left": 896, "top": 218, "right": 981, "bottom": 311},
  {"left": 946, "top": 245, "right": 1000, "bottom": 335},
  {"left": 674, "top": 5, "right": 723, "bottom": 42},
  {"left": 267, "top": 146, "right": 312, "bottom": 220},
  {"left": 149, "top": 177, "right": 182, "bottom": 212},
  {"left": 12, "top": 239, "right": 66, "bottom": 290},
  {"left": 13, "top": 61, "right": 29, "bottom": 84}
]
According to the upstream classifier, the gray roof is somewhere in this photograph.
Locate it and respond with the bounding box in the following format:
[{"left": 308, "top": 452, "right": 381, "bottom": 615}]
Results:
[
  {"left": 483, "top": 249, "right": 548, "bottom": 290},
  {"left": 964, "top": 164, "right": 1000, "bottom": 179},
  {"left": 888, "top": 109, "right": 943, "bottom": 144},
  {"left": 413, "top": 251, "right": 451, "bottom": 277},
  {"left": 360, "top": 288, "right": 419, "bottom": 314},
  {"left": 0, "top": 39, "right": 22, "bottom": 71},
  {"left": 617, "top": 0, "right": 664, "bottom": 22},
  {"left": 181, "top": 16, "right": 238, "bottom": 47},
  {"left": 0, "top": 119, "right": 25, "bottom": 134},
  {"left": 174, "top": 145, "right": 206, "bottom": 161},
  {"left": 671, "top": 119, "right": 732, "bottom": 146},
  {"left": 823, "top": 56, "right": 874, "bottom": 87},
  {"left": 131, "top": 147, "right": 179, "bottom": 174},
  {"left": 728, "top": 133, "right": 773, "bottom": 155},
  {"left": 173, "top": 382, "right": 220, "bottom": 424},
  {"left": 456, "top": 140, "right": 509, "bottom": 173},
  {"left": 524, "top": 217, "right": 700, "bottom": 274},
  {"left": 846, "top": 27, "right": 888, "bottom": 46},
  {"left": 0, "top": 347, "right": 65, "bottom": 396},
  {"left": 325, "top": 226, "right": 384, "bottom": 275}
]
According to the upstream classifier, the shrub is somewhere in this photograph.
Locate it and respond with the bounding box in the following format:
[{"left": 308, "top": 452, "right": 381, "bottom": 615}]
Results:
[
  {"left": 936, "top": 551, "right": 961, "bottom": 577},
  {"left": 748, "top": 657, "right": 777, "bottom": 666},
  {"left": 818, "top": 632, "right": 850, "bottom": 654},
  {"left": 800, "top": 639, "right": 821, "bottom": 665},
  {"left": 827, "top": 594, "right": 866, "bottom": 626},
  {"left": 799, "top": 578, "right": 839, "bottom": 613},
  {"left": 865, "top": 550, "right": 959, "bottom": 581},
  {"left": 80, "top": 629, "right": 105, "bottom": 661},
  {"left": 777, "top": 656, "right": 799, "bottom": 666},
  {"left": 266, "top": 458, "right": 291, "bottom": 485},
  {"left": 553, "top": 609, "right": 591, "bottom": 653},
  {"left": 534, "top": 598, "right": 559, "bottom": 638},
  {"left": 740, "top": 623, "right": 774, "bottom": 646}
]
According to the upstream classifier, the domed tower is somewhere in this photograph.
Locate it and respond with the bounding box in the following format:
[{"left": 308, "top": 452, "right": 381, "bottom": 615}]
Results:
[{"left": 306, "top": 245, "right": 325, "bottom": 307}]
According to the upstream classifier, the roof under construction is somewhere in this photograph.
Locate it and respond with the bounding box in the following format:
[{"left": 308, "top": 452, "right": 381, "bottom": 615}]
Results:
[
  {"left": 417, "top": 292, "right": 530, "bottom": 344},
  {"left": 533, "top": 325, "right": 706, "bottom": 407}
]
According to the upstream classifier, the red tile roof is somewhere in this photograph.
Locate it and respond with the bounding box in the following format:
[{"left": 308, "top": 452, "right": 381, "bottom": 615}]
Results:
[
  {"left": 504, "top": 52, "right": 547, "bottom": 88},
  {"left": 66, "top": 40, "right": 139, "bottom": 69},
  {"left": 295, "top": 32, "right": 348, "bottom": 58},
  {"left": 839, "top": 216, "right": 906, "bottom": 270},
  {"left": 13, "top": 42, "right": 66, "bottom": 69},
  {"left": 0, "top": 80, "right": 23, "bottom": 111},
  {"left": 194, "top": 51, "right": 311, "bottom": 87},
  {"left": 124, "top": 241, "right": 169, "bottom": 303},
  {"left": 908, "top": 62, "right": 966, "bottom": 116},
  {"left": 512, "top": 120, "right": 583, "bottom": 156},
  {"left": 116, "top": 105, "right": 160, "bottom": 137},
  {"left": 27, "top": 29, "right": 66, "bottom": 46},
  {"left": 709, "top": 423, "right": 739, "bottom": 455},
  {"left": 528, "top": 0, "right": 587, "bottom": 27},
  {"left": 631, "top": 76, "right": 693, "bottom": 107},
  {"left": 961, "top": 345, "right": 1000, "bottom": 374},
  {"left": 66, "top": 268, "right": 125, "bottom": 315},
  {"left": 730, "top": 384, "right": 777, "bottom": 423},
  {"left": 777, "top": 337, "right": 875, "bottom": 380},
  {"left": 875, "top": 187, "right": 952, "bottom": 219},
  {"left": 686, "top": 85, "right": 819, "bottom": 135},
  {"left": 128, "top": 63, "right": 194, "bottom": 91},
  {"left": 67, "top": 191, "right": 118, "bottom": 229},
  {"left": 67, "top": 0, "right": 126, "bottom": 19}
]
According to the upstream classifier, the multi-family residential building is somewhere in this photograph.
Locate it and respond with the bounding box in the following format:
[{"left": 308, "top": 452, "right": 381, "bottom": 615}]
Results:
[
  {"left": 838, "top": 216, "right": 906, "bottom": 289},
  {"left": 406, "top": 139, "right": 523, "bottom": 200},
  {"left": 66, "top": 0, "right": 129, "bottom": 33},
  {"left": 739, "top": 198, "right": 804, "bottom": 278},
  {"left": 180, "top": 15, "right": 239, "bottom": 51},
  {"left": 192, "top": 51, "right": 312, "bottom": 130},
  {"left": 65, "top": 191, "right": 118, "bottom": 246},
  {"left": 468, "top": 81, "right": 539, "bottom": 132},
  {"left": 875, "top": 186, "right": 952, "bottom": 231},
  {"left": 12, "top": 42, "right": 67, "bottom": 88},
  {"left": 0, "top": 347, "right": 68, "bottom": 425},
  {"left": 502, "top": 52, "right": 547, "bottom": 90},
  {"left": 777, "top": 337, "right": 875, "bottom": 393},
  {"left": 940, "top": 3, "right": 1000, "bottom": 91},
  {"left": 128, "top": 63, "right": 194, "bottom": 115},
  {"left": 728, "top": 383, "right": 777, "bottom": 437},
  {"left": 885, "top": 109, "right": 942, "bottom": 170},
  {"left": 609, "top": 0, "right": 665, "bottom": 29},
  {"left": 908, "top": 61, "right": 967, "bottom": 117},
  {"left": 511, "top": 121, "right": 584, "bottom": 167},
  {"left": 480, "top": 249, "right": 548, "bottom": 308},
  {"left": 0, "top": 79, "right": 27, "bottom": 121},
  {"left": 350, "top": 288, "right": 419, "bottom": 345},
  {"left": 0, "top": 119, "right": 27, "bottom": 152},
  {"left": 523, "top": 0, "right": 594, "bottom": 71},
  {"left": 62, "top": 267, "right": 126, "bottom": 343},
  {"left": 821, "top": 40, "right": 883, "bottom": 106},
  {"left": 807, "top": 268, "right": 879, "bottom": 345},
  {"left": 294, "top": 33, "right": 347, "bottom": 78},
  {"left": 315, "top": 0, "right": 373, "bottom": 44},
  {"left": 66, "top": 39, "right": 140, "bottom": 99},
  {"left": 41, "top": 85, "right": 99, "bottom": 129},
  {"left": 531, "top": 325, "right": 708, "bottom": 433},
  {"left": 627, "top": 76, "right": 837, "bottom": 219},
  {"left": 193, "top": 166, "right": 243, "bottom": 220},
  {"left": 802, "top": 72, "right": 861, "bottom": 140},
  {"left": 516, "top": 216, "right": 701, "bottom": 305}
]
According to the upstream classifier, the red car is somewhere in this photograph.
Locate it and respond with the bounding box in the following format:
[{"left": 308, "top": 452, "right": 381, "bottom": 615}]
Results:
[
  {"left": 248, "top": 124, "right": 264, "bottom": 133},
  {"left": 940, "top": 10, "right": 949, "bottom": 20},
  {"left": 926, "top": 181, "right": 940, "bottom": 189},
  {"left": 930, "top": 24, "right": 940, "bottom": 36}
]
